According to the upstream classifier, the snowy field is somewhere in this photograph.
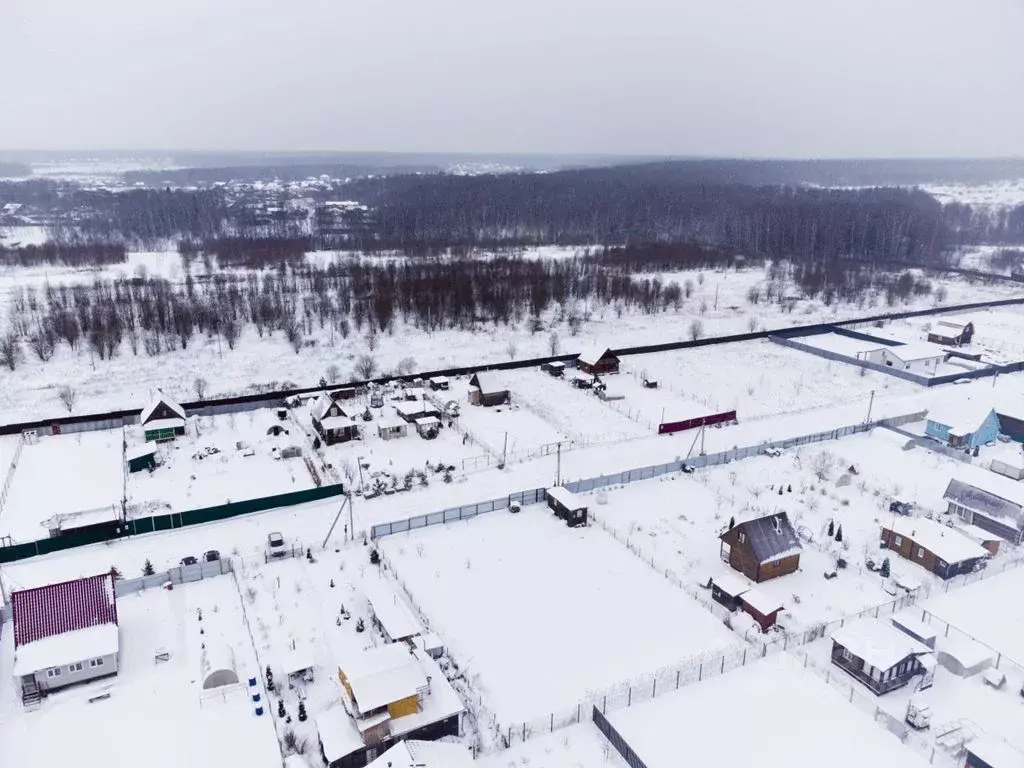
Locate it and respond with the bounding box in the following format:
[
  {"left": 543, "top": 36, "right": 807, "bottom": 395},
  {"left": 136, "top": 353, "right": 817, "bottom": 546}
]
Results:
[
  {"left": 0, "top": 429, "right": 123, "bottom": 542},
  {"left": 478, "top": 722, "right": 623, "bottom": 768},
  {"left": 623, "top": 338, "right": 919, "bottom": 419},
  {"left": 502, "top": 369, "right": 650, "bottom": 444},
  {"left": 1, "top": 253, "right": 1020, "bottom": 424},
  {"left": 598, "top": 369, "right": 718, "bottom": 429},
  {"left": 609, "top": 653, "right": 931, "bottom": 768},
  {"left": 379, "top": 506, "right": 742, "bottom": 727},
  {"left": 884, "top": 307, "right": 1024, "bottom": 365},
  {"left": 0, "top": 575, "right": 281, "bottom": 768},
  {"left": 922, "top": 180, "right": 1024, "bottom": 211},
  {"left": 127, "top": 411, "right": 318, "bottom": 512}
]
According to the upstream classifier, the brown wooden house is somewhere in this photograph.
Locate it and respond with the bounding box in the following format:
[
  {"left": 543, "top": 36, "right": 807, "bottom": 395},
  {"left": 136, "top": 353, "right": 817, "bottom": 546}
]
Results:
[
  {"left": 468, "top": 372, "right": 510, "bottom": 407},
  {"left": 576, "top": 347, "right": 620, "bottom": 376},
  {"left": 719, "top": 513, "right": 802, "bottom": 583},
  {"left": 739, "top": 588, "right": 784, "bottom": 631},
  {"left": 312, "top": 394, "right": 358, "bottom": 445},
  {"left": 140, "top": 391, "right": 186, "bottom": 442},
  {"left": 880, "top": 516, "right": 988, "bottom": 580}
]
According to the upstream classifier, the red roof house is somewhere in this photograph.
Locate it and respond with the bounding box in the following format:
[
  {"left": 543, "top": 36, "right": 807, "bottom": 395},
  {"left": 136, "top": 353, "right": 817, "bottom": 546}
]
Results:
[{"left": 11, "top": 573, "right": 120, "bottom": 701}]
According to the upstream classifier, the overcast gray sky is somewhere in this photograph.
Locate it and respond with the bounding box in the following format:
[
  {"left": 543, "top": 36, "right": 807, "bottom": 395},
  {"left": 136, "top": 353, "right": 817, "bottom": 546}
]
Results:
[{"left": 2, "top": 0, "right": 1022, "bottom": 158}]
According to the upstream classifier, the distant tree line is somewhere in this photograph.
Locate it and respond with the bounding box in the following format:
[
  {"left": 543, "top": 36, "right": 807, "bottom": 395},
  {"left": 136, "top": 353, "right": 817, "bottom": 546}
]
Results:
[{"left": 0, "top": 241, "right": 126, "bottom": 267}]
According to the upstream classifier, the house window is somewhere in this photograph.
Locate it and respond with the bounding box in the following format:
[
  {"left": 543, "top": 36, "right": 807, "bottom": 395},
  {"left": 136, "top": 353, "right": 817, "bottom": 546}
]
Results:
[
  {"left": 894, "top": 535, "right": 903, "bottom": 547},
  {"left": 68, "top": 662, "right": 83, "bottom": 673},
  {"left": 47, "top": 667, "right": 62, "bottom": 678},
  {"left": 841, "top": 647, "right": 853, "bottom": 661},
  {"left": 738, "top": 532, "right": 746, "bottom": 543},
  {"left": 772, "top": 559, "right": 781, "bottom": 567},
  {"left": 917, "top": 547, "right": 925, "bottom": 559},
  {"left": 89, "top": 658, "right": 104, "bottom": 668}
]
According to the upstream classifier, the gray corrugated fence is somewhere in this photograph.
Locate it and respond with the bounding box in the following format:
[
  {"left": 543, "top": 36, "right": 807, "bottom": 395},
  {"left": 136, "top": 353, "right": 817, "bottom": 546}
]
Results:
[
  {"left": 370, "top": 411, "right": 927, "bottom": 539},
  {"left": 592, "top": 707, "right": 648, "bottom": 768}
]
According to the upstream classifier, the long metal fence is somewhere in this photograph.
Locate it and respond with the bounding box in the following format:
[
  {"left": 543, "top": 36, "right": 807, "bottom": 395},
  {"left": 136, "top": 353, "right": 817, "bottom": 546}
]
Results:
[
  {"left": 592, "top": 707, "right": 648, "bottom": 768},
  {"left": 369, "top": 410, "right": 927, "bottom": 539}
]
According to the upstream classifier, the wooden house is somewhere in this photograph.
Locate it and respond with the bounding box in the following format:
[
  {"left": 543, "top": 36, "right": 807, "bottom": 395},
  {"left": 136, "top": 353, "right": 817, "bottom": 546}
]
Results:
[
  {"left": 468, "top": 372, "right": 510, "bottom": 407},
  {"left": 541, "top": 361, "right": 565, "bottom": 377},
  {"left": 830, "top": 620, "right": 934, "bottom": 695},
  {"left": 415, "top": 416, "right": 441, "bottom": 439},
  {"left": 139, "top": 391, "right": 186, "bottom": 442},
  {"left": 739, "top": 588, "right": 784, "bottom": 631},
  {"left": 318, "top": 646, "right": 463, "bottom": 768},
  {"left": 944, "top": 477, "right": 1024, "bottom": 545},
  {"left": 877, "top": 342, "right": 947, "bottom": 375},
  {"left": 427, "top": 376, "right": 450, "bottom": 392},
  {"left": 375, "top": 416, "right": 408, "bottom": 441},
  {"left": 11, "top": 573, "right": 120, "bottom": 706},
  {"left": 710, "top": 572, "right": 751, "bottom": 611},
  {"left": 312, "top": 394, "right": 358, "bottom": 445},
  {"left": 880, "top": 516, "right": 989, "bottom": 580},
  {"left": 928, "top": 319, "right": 974, "bottom": 347},
  {"left": 718, "top": 513, "right": 802, "bottom": 583},
  {"left": 576, "top": 347, "right": 620, "bottom": 376},
  {"left": 546, "top": 486, "right": 588, "bottom": 527},
  {"left": 394, "top": 399, "right": 440, "bottom": 424}
]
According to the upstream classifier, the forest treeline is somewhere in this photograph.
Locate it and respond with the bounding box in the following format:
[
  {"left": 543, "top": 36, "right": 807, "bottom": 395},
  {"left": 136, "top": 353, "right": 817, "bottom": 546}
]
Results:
[
  {"left": 3, "top": 163, "right": 1024, "bottom": 257},
  {"left": 0, "top": 243, "right": 934, "bottom": 377}
]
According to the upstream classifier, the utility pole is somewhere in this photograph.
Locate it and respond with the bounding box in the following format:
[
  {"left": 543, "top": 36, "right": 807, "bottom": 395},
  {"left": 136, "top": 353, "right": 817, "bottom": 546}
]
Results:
[
  {"left": 865, "top": 390, "right": 875, "bottom": 424},
  {"left": 556, "top": 442, "right": 562, "bottom": 486},
  {"left": 322, "top": 493, "right": 353, "bottom": 548}
]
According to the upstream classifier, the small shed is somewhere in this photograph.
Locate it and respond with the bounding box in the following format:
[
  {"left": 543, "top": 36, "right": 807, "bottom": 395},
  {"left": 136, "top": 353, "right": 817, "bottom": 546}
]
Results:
[
  {"left": 541, "top": 361, "right": 566, "bottom": 377},
  {"left": 965, "top": 740, "right": 1024, "bottom": 768},
  {"left": 577, "top": 347, "right": 620, "bottom": 376},
  {"left": 376, "top": 416, "right": 408, "bottom": 441},
  {"left": 546, "top": 486, "right": 588, "bottom": 527},
  {"left": 365, "top": 582, "right": 423, "bottom": 643},
  {"left": 468, "top": 372, "right": 510, "bottom": 407},
  {"left": 126, "top": 444, "right": 157, "bottom": 473},
  {"left": 415, "top": 416, "right": 440, "bottom": 439},
  {"left": 710, "top": 572, "right": 751, "bottom": 611},
  {"left": 428, "top": 376, "right": 450, "bottom": 391},
  {"left": 928, "top": 319, "right": 975, "bottom": 347},
  {"left": 936, "top": 634, "right": 994, "bottom": 677},
  {"left": 890, "top": 612, "right": 937, "bottom": 649},
  {"left": 571, "top": 372, "right": 596, "bottom": 389},
  {"left": 739, "top": 587, "right": 784, "bottom": 631},
  {"left": 414, "top": 632, "right": 444, "bottom": 660}
]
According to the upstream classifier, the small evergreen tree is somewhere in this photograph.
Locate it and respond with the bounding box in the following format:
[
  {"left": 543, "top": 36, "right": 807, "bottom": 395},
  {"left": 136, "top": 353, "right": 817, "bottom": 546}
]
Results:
[
  {"left": 298, "top": 701, "right": 307, "bottom": 722},
  {"left": 835, "top": 524, "right": 843, "bottom": 542},
  {"left": 278, "top": 699, "right": 286, "bottom": 718},
  {"left": 110, "top": 565, "right": 122, "bottom": 580},
  {"left": 827, "top": 520, "right": 835, "bottom": 537},
  {"left": 369, "top": 549, "right": 380, "bottom": 565},
  {"left": 880, "top": 557, "right": 891, "bottom": 578},
  {"left": 142, "top": 559, "right": 155, "bottom": 576},
  {"left": 778, "top": 486, "right": 784, "bottom": 495},
  {"left": 728, "top": 516, "right": 735, "bottom": 529},
  {"left": 787, "top": 484, "right": 792, "bottom": 492}
]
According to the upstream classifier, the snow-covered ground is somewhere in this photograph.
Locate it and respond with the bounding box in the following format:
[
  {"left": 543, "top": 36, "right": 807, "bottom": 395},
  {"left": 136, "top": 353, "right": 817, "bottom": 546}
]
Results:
[
  {"left": 1, "top": 255, "right": 1020, "bottom": 425},
  {"left": 378, "top": 506, "right": 742, "bottom": 728},
  {"left": 610, "top": 653, "right": 931, "bottom": 768},
  {"left": 0, "top": 575, "right": 281, "bottom": 768},
  {"left": 478, "top": 721, "right": 623, "bottom": 768},
  {"left": 922, "top": 180, "right": 1024, "bottom": 212},
  {"left": 883, "top": 308, "right": 1024, "bottom": 366},
  {"left": 0, "top": 428, "right": 123, "bottom": 542}
]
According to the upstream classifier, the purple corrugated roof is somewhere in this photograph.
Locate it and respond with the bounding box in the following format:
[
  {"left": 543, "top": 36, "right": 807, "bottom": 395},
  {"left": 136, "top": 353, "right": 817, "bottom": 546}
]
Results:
[{"left": 12, "top": 573, "right": 118, "bottom": 648}]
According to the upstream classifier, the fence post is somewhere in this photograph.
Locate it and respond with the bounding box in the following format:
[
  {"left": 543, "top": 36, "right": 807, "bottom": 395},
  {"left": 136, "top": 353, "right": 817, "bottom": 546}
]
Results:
[
  {"left": 699, "top": 662, "right": 702, "bottom": 681},
  {"left": 628, "top": 687, "right": 632, "bottom": 706},
  {"left": 742, "top": 648, "right": 747, "bottom": 666},
  {"left": 676, "top": 669, "right": 681, "bottom": 688},
  {"left": 652, "top": 679, "right": 656, "bottom": 697},
  {"left": 577, "top": 703, "right": 581, "bottom": 723},
  {"left": 550, "top": 713, "right": 553, "bottom": 732},
  {"left": 721, "top": 656, "right": 725, "bottom": 674}
]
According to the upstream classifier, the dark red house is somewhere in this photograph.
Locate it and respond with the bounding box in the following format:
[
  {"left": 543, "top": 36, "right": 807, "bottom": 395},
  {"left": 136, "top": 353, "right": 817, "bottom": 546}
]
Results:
[
  {"left": 576, "top": 347, "right": 620, "bottom": 376},
  {"left": 719, "top": 512, "right": 802, "bottom": 583}
]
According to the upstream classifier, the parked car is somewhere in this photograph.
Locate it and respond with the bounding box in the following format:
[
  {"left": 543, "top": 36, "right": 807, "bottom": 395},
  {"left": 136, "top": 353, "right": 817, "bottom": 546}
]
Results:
[
  {"left": 760, "top": 446, "right": 782, "bottom": 457},
  {"left": 180, "top": 556, "right": 198, "bottom": 567},
  {"left": 889, "top": 500, "right": 913, "bottom": 516},
  {"left": 204, "top": 550, "right": 221, "bottom": 562},
  {"left": 267, "top": 532, "right": 286, "bottom": 558}
]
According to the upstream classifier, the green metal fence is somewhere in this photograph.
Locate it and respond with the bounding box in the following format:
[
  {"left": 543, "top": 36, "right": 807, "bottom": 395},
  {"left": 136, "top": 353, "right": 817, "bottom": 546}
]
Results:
[{"left": 0, "top": 484, "right": 345, "bottom": 564}]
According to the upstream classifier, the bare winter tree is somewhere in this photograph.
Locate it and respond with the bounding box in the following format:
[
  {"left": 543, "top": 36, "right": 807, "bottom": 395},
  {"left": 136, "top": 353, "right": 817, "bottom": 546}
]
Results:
[
  {"left": 326, "top": 364, "right": 341, "bottom": 383},
  {"left": 193, "top": 377, "right": 209, "bottom": 401},
  {"left": 57, "top": 385, "right": 77, "bottom": 413},
  {"left": 354, "top": 354, "right": 377, "bottom": 380},
  {"left": 0, "top": 331, "right": 22, "bottom": 371},
  {"left": 396, "top": 356, "right": 417, "bottom": 376},
  {"left": 505, "top": 339, "right": 518, "bottom": 360},
  {"left": 222, "top": 317, "right": 241, "bottom": 350},
  {"left": 548, "top": 331, "right": 560, "bottom": 355},
  {"left": 689, "top": 320, "right": 704, "bottom": 341}
]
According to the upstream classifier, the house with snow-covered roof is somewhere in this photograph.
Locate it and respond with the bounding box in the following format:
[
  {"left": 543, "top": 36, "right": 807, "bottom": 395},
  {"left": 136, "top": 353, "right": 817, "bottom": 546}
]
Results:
[
  {"left": 925, "top": 397, "right": 999, "bottom": 451},
  {"left": 718, "top": 512, "right": 802, "bottom": 583},
  {"left": 880, "top": 515, "right": 989, "bottom": 580},
  {"left": 312, "top": 393, "right": 358, "bottom": 444},
  {"left": 928, "top": 319, "right": 974, "bottom": 347},
  {"left": 11, "top": 573, "right": 119, "bottom": 705},
  {"left": 467, "top": 371, "right": 510, "bottom": 407},
  {"left": 317, "top": 645, "right": 463, "bottom": 768},
  {"left": 366, "top": 740, "right": 473, "bottom": 768},
  {"left": 140, "top": 390, "right": 186, "bottom": 441},
  {"left": 576, "top": 346, "right": 619, "bottom": 376},
  {"left": 830, "top": 619, "right": 935, "bottom": 695},
  {"left": 877, "top": 342, "right": 947, "bottom": 375},
  {"left": 944, "top": 476, "right": 1024, "bottom": 545}
]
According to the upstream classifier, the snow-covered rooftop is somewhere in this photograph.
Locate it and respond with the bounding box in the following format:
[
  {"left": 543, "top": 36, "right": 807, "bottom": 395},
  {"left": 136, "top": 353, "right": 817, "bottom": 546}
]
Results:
[
  {"left": 935, "top": 319, "right": 972, "bottom": 333},
  {"left": 968, "top": 739, "right": 1024, "bottom": 768},
  {"left": 367, "top": 740, "right": 473, "bottom": 768},
  {"left": 318, "top": 415, "right": 352, "bottom": 432},
  {"left": 945, "top": 476, "right": 1024, "bottom": 526},
  {"left": 139, "top": 392, "right": 186, "bottom": 425},
  {"left": 143, "top": 417, "right": 185, "bottom": 431},
  {"left": 341, "top": 644, "right": 428, "bottom": 713},
  {"left": 577, "top": 346, "right": 616, "bottom": 367},
  {"left": 364, "top": 581, "right": 423, "bottom": 641},
  {"left": 926, "top": 396, "right": 995, "bottom": 435},
  {"left": 13, "top": 623, "right": 119, "bottom": 675},
  {"left": 126, "top": 443, "right": 156, "bottom": 460},
  {"left": 886, "top": 516, "right": 990, "bottom": 564},
  {"left": 470, "top": 371, "right": 509, "bottom": 396},
  {"left": 740, "top": 587, "right": 782, "bottom": 615},
  {"left": 711, "top": 571, "right": 751, "bottom": 598},
  {"left": 887, "top": 341, "right": 948, "bottom": 362},
  {"left": 831, "top": 619, "right": 932, "bottom": 670},
  {"left": 316, "top": 705, "right": 365, "bottom": 763},
  {"left": 12, "top": 572, "right": 117, "bottom": 647},
  {"left": 546, "top": 485, "right": 585, "bottom": 510}
]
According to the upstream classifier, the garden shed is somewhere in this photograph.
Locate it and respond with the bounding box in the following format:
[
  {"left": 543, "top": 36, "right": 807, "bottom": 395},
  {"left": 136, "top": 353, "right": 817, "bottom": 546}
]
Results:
[{"left": 546, "top": 486, "right": 588, "bottom": 527}]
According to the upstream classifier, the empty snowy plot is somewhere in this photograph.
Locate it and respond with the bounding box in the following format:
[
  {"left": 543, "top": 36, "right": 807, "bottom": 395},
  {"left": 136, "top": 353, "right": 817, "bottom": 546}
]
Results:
[
  {"left": 0, "top": 429, "right": 123, "bottom": 542},
  {"left": 379, "top": 506, "right": 741, "bottom": 727},
  {"left": 624, "top": 338, "right": 918, "bottom": 419},
  {"left": 609, "top": 654, "right": 929, "bottom": 768}
]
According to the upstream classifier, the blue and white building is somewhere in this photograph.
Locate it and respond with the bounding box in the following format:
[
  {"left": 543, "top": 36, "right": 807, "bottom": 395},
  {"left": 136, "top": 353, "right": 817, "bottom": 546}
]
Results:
[{"left": 925, "top": 397, "right": 1000, "bottom": 450}]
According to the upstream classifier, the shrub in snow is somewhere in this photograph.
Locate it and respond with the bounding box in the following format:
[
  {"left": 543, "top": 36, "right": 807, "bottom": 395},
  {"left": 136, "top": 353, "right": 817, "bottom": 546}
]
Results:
[
  {"left": 355, "top": 618, "right": 364, "bottom": 633},
  {"left": 880, "top": 557, "right": 891, "bottom": 578},
  {"left": 142, "top": 559, "right": 155, "bottom": 576},
  {"left": 369, "top": 549, "right": 380, "bottom": 565},
  {"left": 110, "top": 565, "right": 122, "bottom": 580},
  {"left": 827, "top": 520, "right": 834, "bottom": 537}
]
